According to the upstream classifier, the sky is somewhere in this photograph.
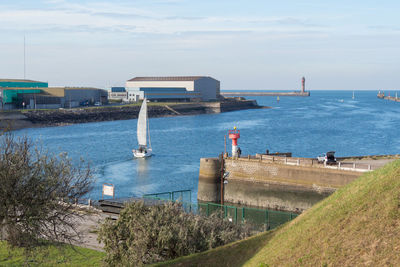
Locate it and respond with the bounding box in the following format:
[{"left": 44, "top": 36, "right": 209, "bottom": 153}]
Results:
[{"left": 0, "top": 0, "right": 399, "bottom": 90}]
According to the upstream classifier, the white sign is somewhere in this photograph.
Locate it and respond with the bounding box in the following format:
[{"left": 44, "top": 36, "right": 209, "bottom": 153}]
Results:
[{"left": 103, "top": 184, "right": 114, "bottom": 197}]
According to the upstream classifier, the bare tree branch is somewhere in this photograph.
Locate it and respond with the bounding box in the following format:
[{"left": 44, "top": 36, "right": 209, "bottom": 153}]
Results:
[{"left": 0, "top": 132, "right": 94, "bottom": 248}]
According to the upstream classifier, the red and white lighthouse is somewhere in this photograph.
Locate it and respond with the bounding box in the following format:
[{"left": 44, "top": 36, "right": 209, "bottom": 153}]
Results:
[{"left": 228, "top": 127, "right": 240, "bottom": 157}]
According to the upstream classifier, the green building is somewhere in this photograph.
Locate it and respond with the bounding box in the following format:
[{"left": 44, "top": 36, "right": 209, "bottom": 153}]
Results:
[
  {"left": 0, "top": 79, "right": 107, "bottom": 110},
  {"left": 0, "top": 79, "right": 48, "bottom": 89},
  {"left": 0, "top": 79, "right": 48, "bottom": 109}
]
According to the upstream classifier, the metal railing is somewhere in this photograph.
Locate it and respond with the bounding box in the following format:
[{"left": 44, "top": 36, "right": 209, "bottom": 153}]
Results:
[{"left": 231, "top": 155, "right": 377, "bottom": 172}]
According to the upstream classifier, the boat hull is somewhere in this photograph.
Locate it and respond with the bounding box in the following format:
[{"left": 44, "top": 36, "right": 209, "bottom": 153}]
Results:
[{"left": 133, "top": 148, "right": 152, "bottom": 158}]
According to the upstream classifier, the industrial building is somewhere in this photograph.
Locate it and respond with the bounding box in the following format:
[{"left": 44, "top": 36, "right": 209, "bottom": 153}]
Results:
[
  {"left": 108, "top": 87, "right": 128, "bottom": 102},
  {"left": 125, "top": 76, "right": 220, "bottom": 102},
  {"left": 0, "top": 79, "right": 48, "bottom": 88},
  {"left": 0, "top": 79, "right": 107, "bottom": 110},
  {"left": 108, "top": 87, "right": 143, "bottom": 102}
]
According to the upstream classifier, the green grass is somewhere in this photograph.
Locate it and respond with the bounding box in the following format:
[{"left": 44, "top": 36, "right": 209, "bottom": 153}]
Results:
[
  {"left": 0, "top": 241, "right": 105, "bottom": 267},
  {"left": 162, "top": 160, "right": 400, "bottom": 266},
  {"left": 153, "top": 230, "right": 275, "bottom": 267}
]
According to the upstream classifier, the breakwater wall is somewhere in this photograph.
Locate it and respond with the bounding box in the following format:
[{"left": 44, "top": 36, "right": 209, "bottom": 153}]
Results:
[
  {"left": 198, "top": 157, "right": 362, "bottom": 212},
  {"left": 221, "top": 91, "right": 310, "bottom": 97},
  {"left": 377, "top": 93, "right": 400, "bottom": 102},
  {"left": 1, "top": 99, "right": 263, "bottom": 130}
]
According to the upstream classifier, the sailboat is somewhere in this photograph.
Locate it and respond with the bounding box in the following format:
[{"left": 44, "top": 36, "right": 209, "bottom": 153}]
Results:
[
  {"left": 132, "top": 99, "right": 152, "bottom": 158},
  {"left": 352, "top": 91, "right": 355, "bottom": 100}
]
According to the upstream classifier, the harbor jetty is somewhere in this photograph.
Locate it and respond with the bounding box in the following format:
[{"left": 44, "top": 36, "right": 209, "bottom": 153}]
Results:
[
  {"left": 221, "top": 76, "right": 310, "bottom": 97},
  {"left": 221, "top": 91, "right": 310, "bottom": 97},
  {"left": 377, "top": 91, "right": 400, "bottom": 102},
  {"left": 198, "top": 154, "right": 395, "bottom": 213}
]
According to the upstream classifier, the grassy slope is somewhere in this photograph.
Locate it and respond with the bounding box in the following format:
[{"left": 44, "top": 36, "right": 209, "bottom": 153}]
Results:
[
  {"left": 0, "top": 241, "right": 105, "bottom": 267},
  {"left": 154, "top": 230, "right": 275, "bottom": 267},
  {"left": 162, "top": 160, "right": 400, "bottom": 267}
]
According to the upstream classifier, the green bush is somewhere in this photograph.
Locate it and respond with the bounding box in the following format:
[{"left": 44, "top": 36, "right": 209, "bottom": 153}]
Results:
[
  {"left": 0, "top": 132, "right": 93, "bottom": 249},
  {"left": 98, "top": 201, "right": 250, "bottom": 266}
]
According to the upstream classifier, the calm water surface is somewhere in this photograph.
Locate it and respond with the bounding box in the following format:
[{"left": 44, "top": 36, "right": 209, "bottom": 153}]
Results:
[{"left": 15, "top": 91, "right": 400, "bottom": 201}]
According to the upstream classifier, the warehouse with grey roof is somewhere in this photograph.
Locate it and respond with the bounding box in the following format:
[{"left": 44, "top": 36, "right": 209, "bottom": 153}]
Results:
[{"left": 125, "top": 76, "right": 220, "bottom": 102}]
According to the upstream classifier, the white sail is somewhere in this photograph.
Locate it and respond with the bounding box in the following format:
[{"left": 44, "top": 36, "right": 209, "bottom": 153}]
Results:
[{"left": 137, "top": 100, "right": 147, "bottom": 146}]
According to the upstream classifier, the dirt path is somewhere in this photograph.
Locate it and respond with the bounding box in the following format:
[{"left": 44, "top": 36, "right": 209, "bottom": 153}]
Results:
[{"left": 71, "top": 208, "right": 117, "bottom": 251}]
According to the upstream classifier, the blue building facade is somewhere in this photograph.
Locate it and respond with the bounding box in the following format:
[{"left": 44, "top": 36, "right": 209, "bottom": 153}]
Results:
[
  {"left": 139, "top": 87, "right": 200, "bottom": 101},
  {"left": 111, "top": 87, "right": 126, "bottom": 92}
]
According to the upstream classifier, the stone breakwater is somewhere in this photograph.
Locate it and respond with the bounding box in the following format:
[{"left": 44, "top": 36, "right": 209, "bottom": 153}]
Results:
[
  {"left": 198, "top": 157, "right": 362, "bottom": 212},
  {"left": 221, "top": 91, "right": 310, "bottom": 97},
  {"left": 1, "top": 99, "right": 264, "bottom": 130},
  {"left": 377, "top": 93, "right": 400, "bottom": 102}
]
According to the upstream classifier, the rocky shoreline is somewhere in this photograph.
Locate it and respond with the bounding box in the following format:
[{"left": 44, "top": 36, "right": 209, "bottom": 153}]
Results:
[{"left": 0, "top": 99, "right": 266, "bottom": 130}]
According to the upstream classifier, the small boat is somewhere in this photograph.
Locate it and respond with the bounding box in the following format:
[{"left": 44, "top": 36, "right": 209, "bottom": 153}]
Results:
[
  {"left": 277, "top": 96, "right": 280, "bottom": 103},
  {"left": 133, "top": 99, "right": 152, "bottom": 158}
]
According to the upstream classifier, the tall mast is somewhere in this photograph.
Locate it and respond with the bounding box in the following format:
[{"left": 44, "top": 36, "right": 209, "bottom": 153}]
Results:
[
  {"left": 147, "top": 105, "right": 151, "bottom": 149},
  {"left": 24, "top": 35, "right": 26, "bottom": 79}
]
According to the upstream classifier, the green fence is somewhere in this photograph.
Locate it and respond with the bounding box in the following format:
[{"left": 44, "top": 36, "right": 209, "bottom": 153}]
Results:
[
  {"left": 143, "top": 190, "right": 298, "bottom": 230},
  {"left": 195, "top": 202, "right": 298, "bottom": 230},
  {"left": 143, "top": 189, "right": 192, "bottom": 203}
]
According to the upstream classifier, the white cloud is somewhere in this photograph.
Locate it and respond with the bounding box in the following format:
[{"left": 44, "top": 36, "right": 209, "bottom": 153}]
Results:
[
  {"left": 0, "top": 1, "right": 329, "bottom": 36},
  {"left": 1, "top": 0, "right": 399, "bottom": 89}
]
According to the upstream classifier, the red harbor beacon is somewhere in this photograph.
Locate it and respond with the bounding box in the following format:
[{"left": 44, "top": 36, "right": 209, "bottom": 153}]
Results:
[{"left": 228, "top": 127, "right": 240, "bottom": 157}]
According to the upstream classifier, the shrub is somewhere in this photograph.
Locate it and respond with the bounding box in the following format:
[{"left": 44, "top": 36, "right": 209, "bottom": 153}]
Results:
[
  {"left": 0, "top": 132, "right": 93, "bottom": 248},
  {"left": 98, "top": 201, "right": 250, "bottom": 266}
]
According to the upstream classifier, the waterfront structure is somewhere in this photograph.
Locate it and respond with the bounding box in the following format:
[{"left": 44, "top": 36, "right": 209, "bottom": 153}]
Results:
[
  {"left": 0, "top": 79, "right": 48, "bottom": 88},
  {"left": 111, "top": 87, "right": 125, "bottom": 93},
  {"left": 0, "top": 79, "right": 48, "bottom": 109},
  {"left": 51, "top": 87, "right": 107, "bottom": 108},
  {"left": 125, "top": 76, "right": 220, "bottom": 102},
  {"left": 108, "top": 87, "right": 128, "bottom": 102},
  {"left": 198, "top": 155, "right": 379, "bottom": 212},
  {"left": 17, "top": 87, "right": 107, "bottom": 109},
  {"left": 302, "top": 77, "right": 305, "bottom": 93},
  {"left": 0, "top": 78, "right": 107, "bottom": 109},
  {"left": 108, "top": 87, "right": 142, "bottom": 102},
  {"left": 377, "top": 91, "right": 400, "bottom": 103}
]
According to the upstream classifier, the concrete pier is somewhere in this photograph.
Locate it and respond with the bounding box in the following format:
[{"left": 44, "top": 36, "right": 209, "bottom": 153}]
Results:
[
  {"left": 198, "top": 156, "right": 364, "bottom": 212},
  {"left": 221, "top": 91, "right": 310, "bottom": 97},
  {"left": 377, "top": 92, "right": 400, "bottom": 102},
  {"left": 198, "top": 158, "right": 222, "bottom": 202}
]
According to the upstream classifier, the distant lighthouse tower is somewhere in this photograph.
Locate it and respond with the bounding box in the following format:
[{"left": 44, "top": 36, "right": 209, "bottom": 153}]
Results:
[
  {"left": 228, "top": 127, "right": 240, "bottom": 157},
  {"left": 301, "top": 77, "right": 306, "bottom": 93}
]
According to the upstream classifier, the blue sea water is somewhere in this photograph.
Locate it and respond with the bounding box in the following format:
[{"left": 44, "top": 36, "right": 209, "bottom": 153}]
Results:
[{"left": 15, "top": 91, "right": 400, "bottom": 201}]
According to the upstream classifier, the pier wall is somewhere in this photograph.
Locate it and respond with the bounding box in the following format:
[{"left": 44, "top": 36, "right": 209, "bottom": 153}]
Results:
[
  {"left": 198, "top": 157, "right": 362, "bottom": 212},
  {"left": 377, "top": 93, "right": 400, "bottom": 102},
  {"left": 221, "top": 91, "right": 310, "bottom": 97}
]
